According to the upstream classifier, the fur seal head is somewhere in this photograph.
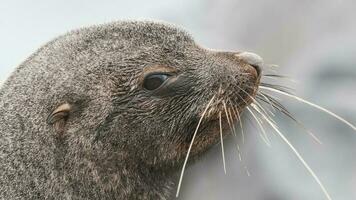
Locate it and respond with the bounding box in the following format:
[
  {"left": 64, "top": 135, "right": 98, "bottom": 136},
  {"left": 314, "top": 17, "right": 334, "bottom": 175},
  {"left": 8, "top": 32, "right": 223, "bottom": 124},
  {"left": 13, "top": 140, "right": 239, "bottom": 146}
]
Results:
[{"left": 0, "top": 21, "right": 262, "bottom": 199}]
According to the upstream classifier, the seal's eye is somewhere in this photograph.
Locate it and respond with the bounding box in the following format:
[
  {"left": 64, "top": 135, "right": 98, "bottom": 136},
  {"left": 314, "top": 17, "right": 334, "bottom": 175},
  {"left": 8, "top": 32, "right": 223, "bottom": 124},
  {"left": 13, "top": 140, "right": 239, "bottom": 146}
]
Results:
[{"left": 143, "top": 74, "right": 170, "bottom": 90}]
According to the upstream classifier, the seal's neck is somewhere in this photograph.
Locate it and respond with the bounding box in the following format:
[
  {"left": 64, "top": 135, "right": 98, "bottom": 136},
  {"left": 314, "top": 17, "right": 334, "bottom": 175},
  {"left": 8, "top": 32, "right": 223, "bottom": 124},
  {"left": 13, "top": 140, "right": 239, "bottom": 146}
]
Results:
[
  {"left": 123, "top": 164, "right": 175, "bottom": 199},
  {"left": 60, "top": 145, "right": 176, "bottom": 199}
]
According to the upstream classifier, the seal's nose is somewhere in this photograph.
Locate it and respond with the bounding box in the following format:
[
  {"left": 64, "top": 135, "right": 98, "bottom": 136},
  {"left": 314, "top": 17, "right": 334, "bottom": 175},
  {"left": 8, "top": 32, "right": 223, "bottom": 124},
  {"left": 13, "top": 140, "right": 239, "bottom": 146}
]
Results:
[{"left": 235, "top": 52, "right": 263, "bottom": 76}]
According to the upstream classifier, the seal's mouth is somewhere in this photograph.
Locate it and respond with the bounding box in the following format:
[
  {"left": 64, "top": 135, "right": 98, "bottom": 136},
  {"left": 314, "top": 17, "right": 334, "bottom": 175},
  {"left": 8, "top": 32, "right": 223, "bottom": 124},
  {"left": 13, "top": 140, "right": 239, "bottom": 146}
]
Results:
[
  {"left": 178, "top": 114, "right": 231, "bottom": 158},
  {"left": 180, "top": 72, "right": 261, "bottom": 157},
  {"left": 174, "top": 51, "right": 263, "bottom": 173}
]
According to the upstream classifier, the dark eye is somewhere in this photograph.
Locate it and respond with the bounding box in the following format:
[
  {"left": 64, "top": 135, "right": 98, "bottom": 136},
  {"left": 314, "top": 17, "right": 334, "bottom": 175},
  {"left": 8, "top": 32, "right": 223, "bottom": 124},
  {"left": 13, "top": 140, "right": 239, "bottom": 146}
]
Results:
[{"left": 143, "top": 74, "right": 170, "bottom": 90}]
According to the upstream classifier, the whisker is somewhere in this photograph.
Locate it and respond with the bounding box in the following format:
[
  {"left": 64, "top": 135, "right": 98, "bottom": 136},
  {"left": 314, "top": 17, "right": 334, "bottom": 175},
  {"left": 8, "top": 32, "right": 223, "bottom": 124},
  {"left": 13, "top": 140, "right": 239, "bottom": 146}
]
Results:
[
  {"left": 250, "top": 104, "right": 332, "bottom": 200},
  {"left": 263, "top": 74, "right": 291, "bottom": 78},
  {"left": 247, "top": 106, "right": 271, "bottom": 146},
  {"left": 257, "top": 93, "right": 276, "bottom": 113},
  {"left": 234, "top": 84, "right": 277, "bottom": 145},
  {"left": 226, "top": 101, "right": 250, "bottom": 176},
  {"left": 260, "top": 86, "right": 356, "bottom": 131},
  {"left": 256, "top": 94, "right": 322, "bottom": 144},
  {"left": 265, "top": 63, "right": 280, "bottom": 68},
  {"left": 219, "top": 112, "right": 227, "bottom": 174},
  {"left": 236, "top": 144, "right": 242, "bottom": 161},
  {"left": 262, "top": 74, "right": 296, "bottom": 83},
  {"left": 228, "top": 102, "right": 239, "bottom": 122},
  {"left": 223, "top": 101, "right": 236, "bottom": 136},
  {"left": 260, "top": 83, "right": 294, "bottom": 94},
  {"left": 252, "top": 98, "right": 276, "bottom": 124},
  {"left": 228, "top": 108, "right": 239, "bottom": 137},
  {"left": 250, "top": 101, "right": 275, "bottom": 124},
  {"left": 235, "top": 85, "right": 275, "bottom": 124},
  {"left": 244, "top": 166, "right": 251, "bottom": 177},
  {"left": 225, "top": 101, "right": 245, "bottom": 153},
  {"left": 236, "top": 144, "right": 251, "bottom": 177},
  {"left": 293, "top": 121, "right": 323, "bottom": 145},
  {"left": 222, "top": 85, "right": 247, "bottom": 145},
  {"left": 176, "top": 95, "right": 216, "bottom": 197},
  {"left": 234, "top": 106, "right": 245, "bottom": 144},
  {"left": 258, "top": 92, "right": 293, "bottom": 117},
  {"left": 255, "top": 97, "right": 275, "bottom": 117}
]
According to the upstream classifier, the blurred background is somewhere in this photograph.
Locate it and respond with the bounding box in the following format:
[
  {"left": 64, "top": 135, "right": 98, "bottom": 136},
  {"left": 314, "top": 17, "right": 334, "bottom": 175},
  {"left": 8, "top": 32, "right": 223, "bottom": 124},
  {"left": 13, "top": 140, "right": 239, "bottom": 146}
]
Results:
[{"left": 1, "top": 0, "right": 355, "bottom": 199}]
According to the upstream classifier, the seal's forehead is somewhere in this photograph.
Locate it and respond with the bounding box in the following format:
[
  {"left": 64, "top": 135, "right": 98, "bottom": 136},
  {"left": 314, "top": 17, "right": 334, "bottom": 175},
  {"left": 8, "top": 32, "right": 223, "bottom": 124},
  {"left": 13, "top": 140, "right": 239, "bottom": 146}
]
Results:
[{"left": 80, "top": 21, "right": 195, "bottom": 46}]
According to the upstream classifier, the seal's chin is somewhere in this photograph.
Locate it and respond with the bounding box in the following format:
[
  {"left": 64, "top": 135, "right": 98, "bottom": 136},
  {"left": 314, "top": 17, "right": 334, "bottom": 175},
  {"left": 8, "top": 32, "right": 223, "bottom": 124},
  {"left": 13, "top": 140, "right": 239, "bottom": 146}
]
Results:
[{"left": 179, "top": 115, "right": 232, "bottom": 159}]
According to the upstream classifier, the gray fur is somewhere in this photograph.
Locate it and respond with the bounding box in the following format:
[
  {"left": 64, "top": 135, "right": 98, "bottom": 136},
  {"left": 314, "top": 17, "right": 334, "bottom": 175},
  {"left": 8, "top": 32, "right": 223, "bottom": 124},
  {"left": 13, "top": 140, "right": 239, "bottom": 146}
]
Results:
[{"left": 0, "top": 21, "right": 258, "bottom": 199}]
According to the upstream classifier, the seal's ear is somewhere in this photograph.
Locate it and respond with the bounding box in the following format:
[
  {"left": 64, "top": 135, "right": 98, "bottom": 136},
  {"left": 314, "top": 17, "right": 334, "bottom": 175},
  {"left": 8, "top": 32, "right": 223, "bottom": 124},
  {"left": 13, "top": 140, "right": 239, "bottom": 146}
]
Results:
[{"left": 47, "top": 103, "right": 71, "bottom": 135}]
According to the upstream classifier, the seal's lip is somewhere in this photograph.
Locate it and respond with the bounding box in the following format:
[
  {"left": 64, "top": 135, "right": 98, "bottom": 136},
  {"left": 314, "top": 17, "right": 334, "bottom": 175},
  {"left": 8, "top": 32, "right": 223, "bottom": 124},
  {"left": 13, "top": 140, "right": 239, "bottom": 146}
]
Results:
[
  {"left": 188, "top": 115, "right": 231, "bottom": 154},
  {"left": 177, "top": 115, "right": 229, "bottom": 156},
  {"left": 198, "top": 112, "right": 233, "bottom": 137}
]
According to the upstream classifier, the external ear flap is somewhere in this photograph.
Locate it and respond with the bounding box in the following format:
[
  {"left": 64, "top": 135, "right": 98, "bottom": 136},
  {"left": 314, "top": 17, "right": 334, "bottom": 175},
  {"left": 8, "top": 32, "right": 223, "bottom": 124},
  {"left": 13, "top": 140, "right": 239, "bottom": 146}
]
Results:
[{"left": 47, "top": 103, "right": 71, "bottom": 135}]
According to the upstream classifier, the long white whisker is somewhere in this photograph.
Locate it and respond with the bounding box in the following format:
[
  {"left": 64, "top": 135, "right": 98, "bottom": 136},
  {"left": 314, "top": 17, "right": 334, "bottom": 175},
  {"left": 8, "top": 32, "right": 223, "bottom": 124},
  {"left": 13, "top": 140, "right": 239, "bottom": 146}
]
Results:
[
  {"left": 253, "top": 99, "right": 277, "bottom": 124},
  {"left": 260, "top": 86, "right": 356, "bottom": 131},
  {"left": 244, "top": 166, "right": 251, "bottom": 177},
  {"left": 219, "top": 112, "right": 227, "bottom": 174},
  {"left": 223, "top": 101, "right": 236, "bottom": 136},
  {"left": 227, "top": 108, "right": 238, "bottom": 135},
  {"left": 233, "top": 84, "right": 267, "bottom": 145},
  {"left": 235, "top": 107, "right": 245, "bottom": 144},
  {"left": 236, "top": 144, "right": 242, "bottom": 161},
  {"left": 247, "top": 106, "right": 271, "bottom": 146},
  {"left": 251, "top": 102, "right": 276, "bottom": 137},
  {"left": 262, "top": 75, "right": 297, "bottom": 83},
  {"left": 256, "top": 95, "right": 322, "bottom": 144},
  {"left": 176, "top": 96, "right": 215, "bottom": 197},
  {"left": 236, "top": 144, "right": 251, "bottom": 177},
  {"left": 249, "top": 96, "right": 271, "bottom": 119},
  {"left": 229, "top": 104, "right": 246, "bottom": 145},
  {"left": 259, "top": 93, "right": 276, "bottom": 113},
  {"left": 236, "top": 84, "right": 274, "bottom": 124},
  {"left": 250, "top": 104, "right": 332, "bottom": 200},
  {"left": 301, "top": 127, "right": 323, "bottom": 145},
  {"left": 228, "top": 103, "right": 239, "bottom": 123},
  {"left": 232, "top": 107, "right": 245, "bottom": 144}
]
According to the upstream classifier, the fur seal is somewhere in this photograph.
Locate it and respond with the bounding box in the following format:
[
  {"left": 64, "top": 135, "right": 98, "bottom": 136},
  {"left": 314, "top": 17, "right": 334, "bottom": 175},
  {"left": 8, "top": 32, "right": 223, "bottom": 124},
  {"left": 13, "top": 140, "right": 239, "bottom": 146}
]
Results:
[{"left": 0, "top": 21, "right": 262, "bottom": 199}]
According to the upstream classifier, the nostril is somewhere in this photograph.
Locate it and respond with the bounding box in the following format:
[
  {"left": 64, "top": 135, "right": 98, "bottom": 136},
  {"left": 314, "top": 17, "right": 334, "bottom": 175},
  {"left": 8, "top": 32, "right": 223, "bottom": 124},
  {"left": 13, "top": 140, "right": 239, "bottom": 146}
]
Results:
[
  {"left": 250, "top": 64, "right": 261, "bottom": 76},
  {"left": 235, "top": 52, "right": 263, "bottom": 76}
]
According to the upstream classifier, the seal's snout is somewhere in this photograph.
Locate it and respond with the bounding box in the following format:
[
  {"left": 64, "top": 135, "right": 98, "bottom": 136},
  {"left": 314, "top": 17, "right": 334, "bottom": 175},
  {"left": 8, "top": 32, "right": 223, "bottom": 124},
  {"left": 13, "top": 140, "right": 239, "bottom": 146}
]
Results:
[{"left": 235, "top": 51, "right": 263, "bottom": 76}]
